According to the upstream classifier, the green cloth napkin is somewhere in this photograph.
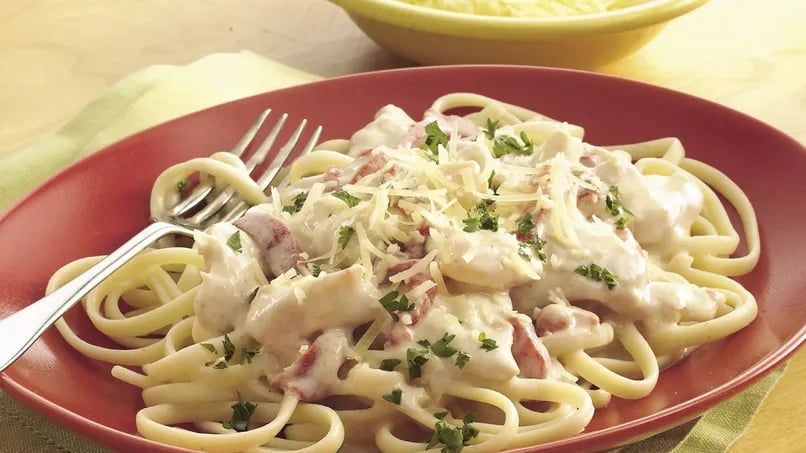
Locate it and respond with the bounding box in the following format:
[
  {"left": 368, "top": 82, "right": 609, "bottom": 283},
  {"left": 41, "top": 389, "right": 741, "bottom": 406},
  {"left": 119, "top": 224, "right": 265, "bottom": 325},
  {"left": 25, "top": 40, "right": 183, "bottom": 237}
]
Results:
[{"left": 0, "top": 51, "right": 785, "bottom": 453}]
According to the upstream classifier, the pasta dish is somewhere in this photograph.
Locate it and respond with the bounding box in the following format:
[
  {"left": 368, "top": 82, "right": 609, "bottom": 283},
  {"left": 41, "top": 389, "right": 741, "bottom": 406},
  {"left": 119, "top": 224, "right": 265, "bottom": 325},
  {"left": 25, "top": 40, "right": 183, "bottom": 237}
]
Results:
[{"left": 49, "top": 93, "right": 759, "bottom": 452}]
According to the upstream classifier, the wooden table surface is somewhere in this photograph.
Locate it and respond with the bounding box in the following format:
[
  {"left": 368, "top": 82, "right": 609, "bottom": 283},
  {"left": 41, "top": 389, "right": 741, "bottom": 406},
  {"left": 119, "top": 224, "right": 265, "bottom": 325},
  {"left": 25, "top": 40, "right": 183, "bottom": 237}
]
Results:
[{"left": 1, "top": 0, "right": 804, "bottom": 451}]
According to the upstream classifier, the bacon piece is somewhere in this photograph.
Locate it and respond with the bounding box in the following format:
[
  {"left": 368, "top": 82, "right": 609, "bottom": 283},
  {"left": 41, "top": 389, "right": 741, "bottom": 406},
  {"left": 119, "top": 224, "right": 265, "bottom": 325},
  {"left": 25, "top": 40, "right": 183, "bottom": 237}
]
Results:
[
  {"left": 534, "top": 304, "right": 600, "bottom": 337},
  {"left": 234, "top": 211, "right": 300, "bottom": 278},
  {"left": 401, "top": 223, "right": 430, "bottom": 260},
  {"left": 382, "top": 259, "right": 437, "bottom": 346},
  {"left": 271, "top": 330, "right": 349, "bottom": 402},
  {"left": 510, "top": 315, "right": 551, "bottom": 379},
  {"left": 388, "top": 260, "right": 436, "bottom": 325},
  {"left": 350, "top": 153, "right": 389, "bottom": 184}
]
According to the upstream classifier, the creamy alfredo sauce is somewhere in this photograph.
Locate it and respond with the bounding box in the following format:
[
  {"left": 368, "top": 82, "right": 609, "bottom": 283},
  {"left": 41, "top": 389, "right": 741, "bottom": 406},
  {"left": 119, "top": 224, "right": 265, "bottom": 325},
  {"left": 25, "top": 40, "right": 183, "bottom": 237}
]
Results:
[{"left": 190, "top": 103, "right": 720, "bottom": 410}]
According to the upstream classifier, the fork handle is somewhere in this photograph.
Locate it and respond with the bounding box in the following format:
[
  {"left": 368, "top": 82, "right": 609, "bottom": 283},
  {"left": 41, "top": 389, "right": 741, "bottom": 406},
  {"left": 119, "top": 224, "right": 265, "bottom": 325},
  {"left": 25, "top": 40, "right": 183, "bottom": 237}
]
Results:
[{"left": 0, "top": 221, "right": 190, "bottom": 372}]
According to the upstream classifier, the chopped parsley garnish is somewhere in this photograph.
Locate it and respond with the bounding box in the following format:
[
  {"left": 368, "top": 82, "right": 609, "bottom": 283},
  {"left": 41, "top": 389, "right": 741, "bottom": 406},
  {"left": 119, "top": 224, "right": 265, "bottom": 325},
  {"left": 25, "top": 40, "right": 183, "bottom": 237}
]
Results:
[
  {"left": 462, "top": 202, "right": 499, "bottom": 232},
  {"left": 487, "top": 170, "right": 499, "bottom": 195},
  {"left": 492, "top": 133, "right": 534, "bottom": 158},
  {"left": 406, "top": 348, "right": 430, "bottom": 380},
  {"left": 455, "top": 351, "right": 470, "bottom": 369},
  {"left": 226, "top": 231, "right": 242, "bottom": 253},
  {"left": 177, "top": 178, "right": 189, "bottom": 192},
  {"left": 379, "top": 358, "right": 402, "bottom": 371},
  {"left": 310, "top": 264, "right": 322, "bottom": 277},
  {"left": 517, "top": 213, "right": 536, "bottom": 235},
  {"left": 382, "top": 388, "right": 402, "bottom": 405},
  {"left": 426, "top": 412, "right": 480, "bottom": 453},
  {"left": 516, "top": 213, "right": 547, "bottom": 262},
  {"left": 615, "top": 216, "right": 630, "bottom": 230},
  {"left": 246, "top": 287, "right": 259, "bottom": 304},
  {"left": 200, "top": 343, "right": 217, "bottom": 353},
  {"left": 379, "top": 291, "right": 415, "bottom": 322},
  {"left": 338, "top": 226, "right": 355, "bottom": 249},
  {"left": 332, "top": 191, "right": 361, "bottom": 208},
  {"left": 477, "top": 332, "right": 498, "bottom": 351},
  {"left": 483, "top": 118, "right": 499, "bottom": 140},
  {"left": 518, "top": 235, "right": 547, "bottom": 262},
  {"left": 519, "top": 131, "right": 535, "bottom": 155},
  {"left": 605, "top": 186, "right": 634, "bottom": 218},
  {"left": 430, "top": 332, "right": 458, "bottom": 358},
  {"left": 239, "top": 347, "right": 259, "bottom": 365},
  {"left": 575, "top": 263, "right": 618, "bottom": 290},
  {"left": 212, "top": 361, "right": 228, "bottom": 369},
  {"left": 222, "top": 334, "right": 236, "bottom": 362},
  {"left": 492, "top": 135, "right": 520, "bottom": 158},
  {"left": 418, "top": 333, "right": 470, "bottom": 369},
  {"left": 222, "top": 394, "right": 256, "bottom": 432},
  {"left": 282, "top": 192, "right": 307, "bottom": 214},
  {"left": 420, "top": 121, "right": 448, "bottom": 163}
]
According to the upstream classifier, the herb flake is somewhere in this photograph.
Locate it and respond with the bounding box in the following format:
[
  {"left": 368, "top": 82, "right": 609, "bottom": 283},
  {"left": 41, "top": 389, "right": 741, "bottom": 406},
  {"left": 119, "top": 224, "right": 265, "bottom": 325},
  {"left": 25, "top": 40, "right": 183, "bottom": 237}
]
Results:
[
  {"left": 605, "top": 186, "right": 633, "bottom": 218},
  {"left": 338, "top": 226, "right": 355, "bottom": 250},
  {"left": 332, "top": 191, "right": 361, "bottom": 208},
  {"left": 222, "top": 394, "right": 257, "bottom": 432},
  {"left": 200, "top": 343, "right": 217, "bottom": 353},
  {"left": 222, "top": 334, "right": 236, "bottom": 362},
  {"left": 426, "top": 411, "right": 480, "bottom": 453},
  {"left": 226, "top": 231, "right": 242, "bottom": 253},
  {"left": 239, "top": 347, "right": 259, "bottom": 365},
  {"left": 420, "top": 121, "right": 448, "bottom": 163},
  {"left": 518, "top": 213, "right": 536, "bottom": 235},
  {"left": 431, "top": 332, "right": 458, "bottom": 358},
  {"left": 492, "top": 133, "right": 533, "bottom": 158},
  {"left": 487, "top": 170, "right": 500, "bottom": 195},
  {"left": 406, "top": 348, "right": 430, "bottom": 380},
  {"left": 382, "top": 388, "right": 402, "bottom": 405},
  {"left": 379, "top": 291, "right": 415, "bottom": 322},
  {"left": 455, "top": 351, "right": 470, "bottom": 369},
  {"left": 518, "top": 235, "right": 547, "bottom": 262},
  {"left": 483, "top": 118, "right": 499, "bottom": 140},
  {"left": 478, "top": 332, "right": 498, "bottom": 351},
  {"left": 379, "top": 358, "right": 401, "bottom": 371},
  {"left": 462, "top": 202, "right": 499, "bottom": 232},
  {"left": 282, "top": 192, "right": 307, "bottom": 214},
  {"left": 575, "top": 263, "right": 618, "bottom": 290}
]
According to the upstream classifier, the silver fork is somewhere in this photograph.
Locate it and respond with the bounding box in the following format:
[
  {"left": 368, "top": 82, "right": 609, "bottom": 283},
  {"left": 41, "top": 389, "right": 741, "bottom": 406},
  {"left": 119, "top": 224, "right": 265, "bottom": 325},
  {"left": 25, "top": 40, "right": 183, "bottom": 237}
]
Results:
[{"left": 0, "top": 111, "right": 322, "bottom": 372}]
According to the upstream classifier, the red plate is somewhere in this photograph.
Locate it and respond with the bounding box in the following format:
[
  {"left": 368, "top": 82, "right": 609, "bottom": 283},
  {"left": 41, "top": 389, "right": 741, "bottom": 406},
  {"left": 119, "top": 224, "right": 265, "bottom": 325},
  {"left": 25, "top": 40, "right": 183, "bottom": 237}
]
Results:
[{"left": 1, "top": 66, "right": 804, "bottom": 453}]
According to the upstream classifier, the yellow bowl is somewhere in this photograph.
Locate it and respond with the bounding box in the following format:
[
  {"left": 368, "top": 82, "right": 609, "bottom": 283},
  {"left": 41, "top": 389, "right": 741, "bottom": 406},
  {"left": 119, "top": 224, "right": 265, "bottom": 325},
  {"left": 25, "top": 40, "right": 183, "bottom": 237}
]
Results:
[{"left": 330, "top": 0, "right": 710, "bottom": 69}]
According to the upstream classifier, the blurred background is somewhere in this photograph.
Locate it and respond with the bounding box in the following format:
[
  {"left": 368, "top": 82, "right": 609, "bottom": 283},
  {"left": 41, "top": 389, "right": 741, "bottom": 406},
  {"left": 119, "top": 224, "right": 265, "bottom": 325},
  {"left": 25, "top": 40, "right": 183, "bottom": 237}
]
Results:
[{"left": 0, "top": 0, "right": 803, "bottom": 159}]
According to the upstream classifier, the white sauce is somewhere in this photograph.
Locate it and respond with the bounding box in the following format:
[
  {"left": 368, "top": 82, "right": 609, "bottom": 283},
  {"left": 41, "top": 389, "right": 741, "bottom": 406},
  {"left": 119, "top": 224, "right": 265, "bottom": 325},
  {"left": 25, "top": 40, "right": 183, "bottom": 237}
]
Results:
[{"left": 189, "top": 104, "right": 720, "bottom": 402}]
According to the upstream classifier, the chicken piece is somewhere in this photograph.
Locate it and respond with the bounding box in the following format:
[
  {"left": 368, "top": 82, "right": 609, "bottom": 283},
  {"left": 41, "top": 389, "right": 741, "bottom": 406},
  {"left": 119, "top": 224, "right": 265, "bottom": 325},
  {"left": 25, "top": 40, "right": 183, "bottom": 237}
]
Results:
[
  {"left": 436, "top": 228, "right": 538, "bottom": 290},
  {"left": 246, "top": 264, "right": 383, "bottom": 364}
]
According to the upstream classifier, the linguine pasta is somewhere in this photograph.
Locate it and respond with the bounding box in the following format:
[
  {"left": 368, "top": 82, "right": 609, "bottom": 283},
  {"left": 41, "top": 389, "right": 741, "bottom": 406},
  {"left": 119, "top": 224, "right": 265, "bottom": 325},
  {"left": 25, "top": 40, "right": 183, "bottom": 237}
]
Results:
[{"left": 49, "top": 93, "right": 759, "bottom": 452}]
